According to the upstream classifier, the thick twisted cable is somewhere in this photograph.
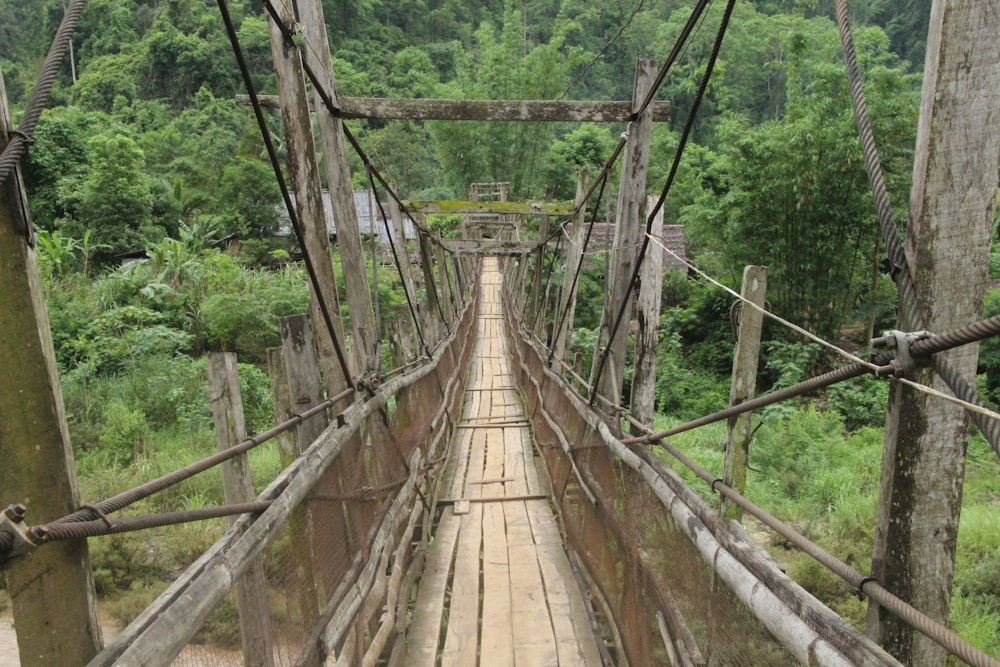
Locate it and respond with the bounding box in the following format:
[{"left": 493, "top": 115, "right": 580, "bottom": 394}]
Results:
[
  {"left": 0, "top": 0, "right": 87, "bottom": 187},
  {"left": 34, "top": 503, "right": 272, "bottom": 542},
  {"left": 834, "top": 0, "right": 1000, "bottom": 451}
]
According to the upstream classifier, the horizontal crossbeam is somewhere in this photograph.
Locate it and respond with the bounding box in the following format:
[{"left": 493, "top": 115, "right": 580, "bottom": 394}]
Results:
[
  {"left": 237, "top": 95, "right": 670, "bottom": 122},
  {"left": 404, "top": 200, "right": 574, "bottom": 216}
]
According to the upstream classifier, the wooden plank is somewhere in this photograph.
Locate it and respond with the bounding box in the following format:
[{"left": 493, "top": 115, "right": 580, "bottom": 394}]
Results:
[
  {"left": 452, "top": 500, "right": 471, "bottom": 515},
  {"left": 440, "top": 238, "right": 537, "bottom": 257},
  {"left": 508, "top": 544, "right": 559, "bottom": 667},
  {"left": 238, "top": 94, "right": 671, "bottom": 122},
  {"left": 406, "top": 514, "right": 460, "bottom": 666},
  {"left": 441, "top": 504, "right": 483, "bottom": 666},
  {"left": 537, "top": 543, "right": 602, "bottom": 667},
  {"left": 481, "top": 502, "right": 514, "bottom": 664}
]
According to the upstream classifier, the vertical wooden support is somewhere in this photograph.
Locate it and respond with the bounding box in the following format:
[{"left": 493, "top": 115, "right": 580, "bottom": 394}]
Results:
[
  {"left": 593, "top": 59, "right": 657, "bottom": 410},
  {"left": 207, "top": 353, "right": 275, "bottom": 667},
  {"left": 388, "top": 187, "right": 419, "bottom": 355},
  {"left": 868, "top": 2, "right": 1000, "bottom": 664},
  {"left": 267, "top": 2, "right": 353, "bottom": 396},
  {"left": 630, "top": 195, "right": 666, "bottom": 431},
  {"left": 720, "top": 266, "right": 767, "bottom": 522},
  {"left": 417, "top": 223, "right": 443, "bottom": 341},
  {"left": 0, "top": 64, "right": 102, "bottom": 667},
  {"left": 268, "top": 315, "right": 326, "bottom": 644},
  {"left": 552, "top": 170, "right": 591, "bottom": 363},
  {"left": 435, "top": 232, "right": 455, "bottom": 325},
  {"left": 297, "top": 0, "right": 379, "bottom": 374},
  {"left": 529, "top": 190, "right": 553, "bottom": 330}
]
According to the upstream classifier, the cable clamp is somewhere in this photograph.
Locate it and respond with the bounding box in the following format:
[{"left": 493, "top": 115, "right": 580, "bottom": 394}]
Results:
[
  {"left": 79, "top": 503, "right": 115, "bottom": 529},
  {"left": 856, "top": 574, "right": 878, "bottom": 600},
  {"left": 1, "top": 505, "right": 37, "bottom": 570},
  {"left": 871, "top": 330, "right": 932, "bottom": 378}
]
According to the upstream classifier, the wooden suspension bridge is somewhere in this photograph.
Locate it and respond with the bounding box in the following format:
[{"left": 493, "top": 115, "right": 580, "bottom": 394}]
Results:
[{"left": 2, "top": 1, "right": 1000, "bottom": 666}]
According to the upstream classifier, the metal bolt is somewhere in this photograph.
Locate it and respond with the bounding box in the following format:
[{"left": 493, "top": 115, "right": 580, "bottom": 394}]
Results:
[
  {"left": 3, "top": 504, "right": 26, "bottom": 523},
  {"left": 27, "top": 526, "right": 49, "bottom": 543}
]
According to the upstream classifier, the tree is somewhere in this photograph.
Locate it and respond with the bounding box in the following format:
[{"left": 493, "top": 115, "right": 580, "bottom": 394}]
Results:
[{"left": 61, "top": 134, "right": 157, "bottom": 265}]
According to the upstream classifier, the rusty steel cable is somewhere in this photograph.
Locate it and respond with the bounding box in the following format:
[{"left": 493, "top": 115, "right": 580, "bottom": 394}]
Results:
[
  {"left": 54, "top": 387, "right": 352, "bottom": 525},
  {"left": 217, "top": 0, "right": 355, "bottom": 389},
  {"left": 0, "top": 0, "right": 87, "bottom": 189},
  {"left": 625, "top": 438, "right": 1000, "bottom": 667},
  {"left": 833, "top": 0, "right": 1000, "bottom": 453},
  {"left": 590, "top": 0, "right": 736, "bottom": 405},
  {"left": 31, "top": 502, "right": 272, "bottom": 543}
]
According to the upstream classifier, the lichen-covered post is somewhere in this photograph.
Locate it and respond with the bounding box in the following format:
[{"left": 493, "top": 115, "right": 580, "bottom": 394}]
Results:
[
  {"left": 868, "top": 2, "right": 1000, "bottom": 664},
  {"left": 207, "top": 353, "right": 275, "bottom": 667},
  {"left": 0, "top": 65, "right": 102, "bottom": 667}
]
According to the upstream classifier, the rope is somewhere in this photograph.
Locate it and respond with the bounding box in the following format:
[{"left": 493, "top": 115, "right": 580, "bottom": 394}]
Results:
[
  {"left": 590, "top": 0, "right": 736, "bottom": 405},
  {"left": 0, "top": 0, "right": 87, "bottom": 189},
  {"left": 833, "top": 0, "right": 1000, "bottom": 452},
  {"left": 217, "top": 0, "right": 354, "bottom": 388}
]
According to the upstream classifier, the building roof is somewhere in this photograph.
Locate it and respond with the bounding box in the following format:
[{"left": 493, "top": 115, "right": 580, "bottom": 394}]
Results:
[
  {"left": 277, "top": 190, "right": 418, "bottom": 244},
  {"left": 578, "top": 222, "right": 688, "bottom": 272}
]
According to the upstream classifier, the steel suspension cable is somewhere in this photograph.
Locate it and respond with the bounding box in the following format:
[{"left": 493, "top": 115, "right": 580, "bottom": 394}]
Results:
[
  {"left": 217, "top": 0, "right": 354, "bottom": 388},
  {"left": 834, "top": 0, "right": 1000, "bottom": 453},
  {"left": 529, "top": 232, "right": 564, "bottom": 335},
  {"left": 0, "top": 0, "right": 87, "bottom": 188},
  {"left": 590, "top": 0, "right": 736, "bottom": 405}
]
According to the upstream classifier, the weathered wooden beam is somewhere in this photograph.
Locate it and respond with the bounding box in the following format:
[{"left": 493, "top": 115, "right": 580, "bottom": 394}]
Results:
[
  {"left": 593, "top": 59, "right": 657, "bottom": 418},
  {"left": 438, "top": 238, "right": 537, "bottom": 256},
  {"left": 867, "top": 1, "right": 1000, "bottom": 664},
  {"left": 403, "top": 200, "right": 574, "bottom": 216},
  {"left": 207, "top": 353, "right": 275, "bottom": 667},
  {"left": 720, "top": 265, "right": 767, "bottom": 522},
  {"left": 267, "top": 2, "right": 353, "bottom": 393},
  {"left": 552, "top": 170, "right": 591, "bottom": 363},
  {"left": 629, "top": 195, "right": 667, "bottom": 432},
  {"left": 237, "top": 94, "right": 670, "bottom": 122},
  {"left": 0, "top": 66, "right": 102, "bottom": 667},
  {"left": 298, "top": 0, "right": 379, "bottom": 375}
]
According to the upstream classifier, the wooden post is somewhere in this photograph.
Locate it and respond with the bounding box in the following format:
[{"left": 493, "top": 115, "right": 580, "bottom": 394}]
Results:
[
  {"left": 630, "top": 195, "right": 667, "bottom": 431},
  {"left": 267, "top": 1, "right": 354, "bottom": 397},
  {"left": 868, "top": 2, "right": 1000, "bottom": 664},
  {"left": 552, "top": 170, "right": 591, "bottom": 363},
  {"left": 720, "top": 266, "right": 767, "bottom": 522},
  {"left": 0, "top": 66, "right": 102, "bottom": 667},
  {"left": 297, "top": 0, "right": 379, "bottom": 374},
  {"left": 529, "top": 190, "right": 553, "bottom": 330},
  {"left": 593, "top": 59, "right": 657, "bottom": 414},
  {"left": 268, "top": 315, "right": 326, "bottom": 639},
  {"left": 207, "top": 353, "right": 275, "bottom": 667},
  {"left": 435, "top": 232, "right": 455, "bottom": 326},
  {"left": 388, "top": 187, "right": 419, "bottom": 354},
  {"left": 417, "top": 224, "right": 443, "bottom": 342}
]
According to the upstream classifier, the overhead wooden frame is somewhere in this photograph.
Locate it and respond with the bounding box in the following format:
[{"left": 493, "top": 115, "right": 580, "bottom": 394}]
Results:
[{"left": 237, "top": 95, "right": 670, "bottom": 123}]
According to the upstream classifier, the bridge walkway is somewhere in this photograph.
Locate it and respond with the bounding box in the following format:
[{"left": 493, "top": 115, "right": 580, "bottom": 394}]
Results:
[{"left": 403, "top": 259, "right": 603, "bottom": 666}]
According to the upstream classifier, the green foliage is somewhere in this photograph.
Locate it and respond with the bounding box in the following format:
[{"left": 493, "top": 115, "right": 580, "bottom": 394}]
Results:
[
  {"left": 979, "top": 290, "right": 1000, "bottom": 405},
  {"left": 654, "top": 331, "right": 729, "bottom": 420}
]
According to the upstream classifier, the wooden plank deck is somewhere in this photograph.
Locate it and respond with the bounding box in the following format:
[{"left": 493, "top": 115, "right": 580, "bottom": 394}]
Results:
[{"left": 405, "top": 259, "right": 603, "bottom": 667}]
